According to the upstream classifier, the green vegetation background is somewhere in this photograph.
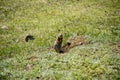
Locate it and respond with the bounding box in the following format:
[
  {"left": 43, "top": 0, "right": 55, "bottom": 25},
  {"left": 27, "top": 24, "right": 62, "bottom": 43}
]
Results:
[{"left": 0, "top": 0, "right": 120, "bottom": 80}]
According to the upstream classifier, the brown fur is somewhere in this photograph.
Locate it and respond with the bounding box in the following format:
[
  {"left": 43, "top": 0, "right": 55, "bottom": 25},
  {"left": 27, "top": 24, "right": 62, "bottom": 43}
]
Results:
[{"left": 54, "top": 34, "right": 64, "bottom": 53}]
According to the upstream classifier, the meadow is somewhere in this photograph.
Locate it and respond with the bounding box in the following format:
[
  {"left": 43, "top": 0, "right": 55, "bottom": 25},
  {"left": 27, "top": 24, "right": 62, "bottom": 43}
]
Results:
[{"left": 0, "top": 0, "right": 120, "bottom": 80}]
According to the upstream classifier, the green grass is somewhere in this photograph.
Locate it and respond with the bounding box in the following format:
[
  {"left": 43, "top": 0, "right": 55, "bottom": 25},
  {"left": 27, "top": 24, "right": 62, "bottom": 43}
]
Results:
[{"left": 0, "top": 0, "right": 120, "bottom": 80}]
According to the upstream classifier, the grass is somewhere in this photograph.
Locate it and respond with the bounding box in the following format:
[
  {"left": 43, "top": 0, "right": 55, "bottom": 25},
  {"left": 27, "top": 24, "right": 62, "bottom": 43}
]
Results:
[{"left": 0, "top": 0, "right": 120, "bottom": 80}]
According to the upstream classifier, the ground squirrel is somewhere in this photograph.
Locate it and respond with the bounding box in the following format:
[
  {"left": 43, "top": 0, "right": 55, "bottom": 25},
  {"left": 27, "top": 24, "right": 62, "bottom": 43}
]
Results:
[
  {"left": 54, "top": 34, "right": 87, "bottom": 53},
  {"left": 54, "top": 33, "right": 64, "bottom": 53}
]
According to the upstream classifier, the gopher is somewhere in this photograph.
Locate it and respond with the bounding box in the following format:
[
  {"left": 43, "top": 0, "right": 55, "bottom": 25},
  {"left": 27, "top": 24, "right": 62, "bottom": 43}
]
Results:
[{"left": 54, "top": 33, "right": 64, "bottom": 53}]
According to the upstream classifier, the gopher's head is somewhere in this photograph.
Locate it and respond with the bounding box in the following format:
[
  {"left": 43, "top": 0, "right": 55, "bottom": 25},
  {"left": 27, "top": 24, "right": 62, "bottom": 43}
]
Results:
[{"left": 57, "top": 34, "right": 63, "bottom": 43}]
